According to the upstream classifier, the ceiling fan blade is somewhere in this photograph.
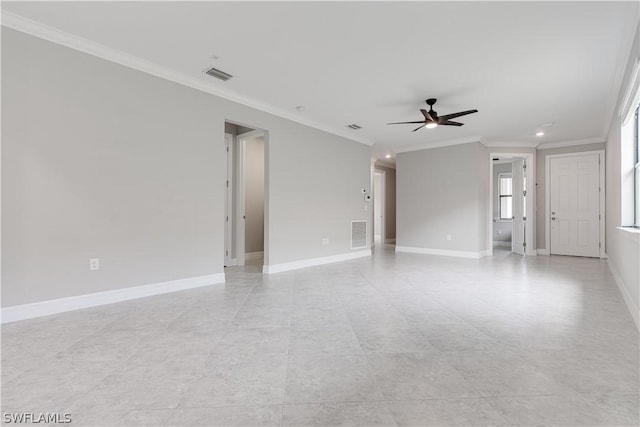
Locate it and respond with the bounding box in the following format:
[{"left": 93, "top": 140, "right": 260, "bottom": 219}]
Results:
[
  {"left": 420, "top": 109, "right": 435, "bottom": 122},
  {"left": 438, "top": 109, "right": 478, "bottom": 121},
  {"left": 387, "top": 120, "right": 426, "bottom": 125},
  {"left": 411, "top": 124, "right": 426, "bottom": 132},
  {"left": 440, "top": 120, "right": 464, "bottom": 126}
]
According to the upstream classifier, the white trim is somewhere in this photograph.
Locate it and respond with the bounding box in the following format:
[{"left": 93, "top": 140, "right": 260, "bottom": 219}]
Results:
[
  {"left": 226, "top": 258, "right": 238, "bottom": 267},
  {"left": 545, "top": 150, "right": 606, "bottom": 258},
  {"left": 537, "top": 137, "right": 604, "bottom": 150},
  {"left": 263, "top": 250, "right": 371, "bottom": 274},
  {"left": 607, "top": 260, "right": 639, "bottom": 330},
  {"left": 618, "top": 55, "right": 640, "bottom": 124},
  {"left": 236, "top": 133, "right": 246, "bottom": 266},
  {"left": 537, "top": 248, "right": 550, "bottom": 255},
  {"left": 483, "top": 140, "right": 538, "bottom": 148},
  {"left": 1, "top": 12, "right": 373, "bottom": 147},
  {"left": 244, "top": 251, "right": 264, "bottom": 261},
  {"left": 384, "top": 238, "right": 396, "bottom": 244},
  {"left": 396, "top": 246, "right": 490, "bottom": 259},
  {"left": 224, "top": 133, "right": 234, "bottom": 267},
  {"left": 1, "top": 273, "right": 225, "bottom": 324},
  {"left": 373, "top": 170, "right": 386, "bottom": 246},
  {"left": 395, "top": 136, "right": 483, "bottom": 153},
  {"left": 493, "top": 241, "right": 511, "bottom": 248}
]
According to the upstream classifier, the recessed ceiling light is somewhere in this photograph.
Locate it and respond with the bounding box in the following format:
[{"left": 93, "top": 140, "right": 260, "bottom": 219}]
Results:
[
  {"left": 385, "top": 154, "right": 392, "bottom": 159},
  {"left": 541, "top": 122, "right": 555, "bottom": 127},
  {"left": 536, "top": 131, "right": 545, "bottom": 137}
]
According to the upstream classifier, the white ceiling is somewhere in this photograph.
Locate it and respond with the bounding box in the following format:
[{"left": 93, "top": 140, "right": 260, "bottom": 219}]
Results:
[{"left": 3, "top": 1, "right": 638, "bottom": 160}]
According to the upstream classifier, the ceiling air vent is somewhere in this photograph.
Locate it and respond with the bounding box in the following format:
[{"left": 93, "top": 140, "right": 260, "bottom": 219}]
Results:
[
  {"left": 204, "top": 66, "right": 233, "bottom": 81},
  {"left": 347, "top": 124, "right": 362, "bottom": 130}
]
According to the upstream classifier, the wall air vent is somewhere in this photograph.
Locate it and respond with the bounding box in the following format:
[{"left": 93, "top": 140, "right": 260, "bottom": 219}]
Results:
[
  {"left": 347, "top": 124, "right": 362, "bottom": 130},
  {"left": 204, "top": 66, "right": 233, "bottom": 81},
  {"left": 351, "top": 220, "right": 367, "bottom": 249}
]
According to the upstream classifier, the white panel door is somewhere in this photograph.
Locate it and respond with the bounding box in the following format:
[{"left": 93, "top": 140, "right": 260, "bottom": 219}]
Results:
[
  {"left": 511, "top": 159, "right": 525, "bottom": 256},
  {"left": 549, "top": 154, "right": 600, "bottom": 257}
]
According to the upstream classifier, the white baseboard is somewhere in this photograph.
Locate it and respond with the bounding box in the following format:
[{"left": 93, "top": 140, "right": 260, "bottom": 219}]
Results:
[
  {"left": 537, "top": 248, "right": 550, "bottom": 255},
  {"left": 384, "top": 238, "right": 396, "bottom": 244},
  {"left": 244, "top": 251, "right": 264, "bottom": 261},
  {"left": 396, "top": 246, "right": 490, "bottom": 259},
  {"left": 263, "top": 250, "right": 371, "bottom": 274},
  {"left": 1, "top": 273, "right": 225, "bottom": 324},
  {"left": 492, "top": 241, "right": 511, "bottom": 248},
  {"left": 225, "top": 259, "right": 238, "bottom": 267},
  {"left": 607, "top": 260, "right": 639, "bottom": 329}
]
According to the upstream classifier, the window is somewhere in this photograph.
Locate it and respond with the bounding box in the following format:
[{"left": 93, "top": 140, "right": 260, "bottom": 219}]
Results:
[
  {"left": 635, "top": 105, "right": 639, "bottom": 227},
  {"left": 499, "top": 173, "right": 513, "bottom": 220}
]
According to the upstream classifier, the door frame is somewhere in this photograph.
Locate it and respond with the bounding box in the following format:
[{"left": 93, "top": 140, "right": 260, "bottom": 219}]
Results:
[
  {"left": 236, "top": 129, "right": 266, "bottom": 266},
  {"left": 488, "top": 151, "right": 536, "bottom": 256},
  {"left": 224, "top": 133, "right": 235, "bottom": 267},
  {"left": 373, "top": 169, "right": 386, "bottom": 245},
  {"left": 511, "top": 158, "right": 526, "bottom": 255},
  {"left": 545, "top": 150, "right": 605, "bottom": 258}
]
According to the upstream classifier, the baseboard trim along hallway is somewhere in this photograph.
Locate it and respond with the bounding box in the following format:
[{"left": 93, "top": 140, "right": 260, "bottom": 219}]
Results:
[
  {"left": 263, "top": 250, "right": 372, "bottom": 274},
  {"left": 608, "top": 259, "right": 640, "bottom": 329},
  {"left": 1, "top": 273, "right": 226, "bottom": 324},
  {"left": 396, "top": 246, "right": 491, "bottom": 259}
]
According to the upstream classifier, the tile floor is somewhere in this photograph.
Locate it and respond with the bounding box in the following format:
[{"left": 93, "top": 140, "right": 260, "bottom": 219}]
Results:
[{"left": 1, "top": 246, "right": 639, "bottom": 426}]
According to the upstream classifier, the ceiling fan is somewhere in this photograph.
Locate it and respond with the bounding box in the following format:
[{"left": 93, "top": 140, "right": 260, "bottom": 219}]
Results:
[{"left": 388, "top": 98, "right": 478, "bottom": 132}]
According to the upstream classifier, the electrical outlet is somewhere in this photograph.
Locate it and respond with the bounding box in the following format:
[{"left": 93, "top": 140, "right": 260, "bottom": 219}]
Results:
[
  {"left": 322, "top": 237, "right": 329, "bottom": 245},
  {"left": 446, "top": 234, "right": 452, "bottom": 241},
  {"left": 89, "top": 258, "right": 100, "bottom": 271}
]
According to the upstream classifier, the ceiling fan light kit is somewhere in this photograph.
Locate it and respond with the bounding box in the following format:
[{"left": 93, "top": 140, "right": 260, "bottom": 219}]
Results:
[{"left": 387, "top": 98, "right": 478, "bottom": 132}]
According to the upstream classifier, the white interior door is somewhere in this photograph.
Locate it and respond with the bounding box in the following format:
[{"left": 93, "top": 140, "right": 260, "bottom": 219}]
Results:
[
  {"left": 224, "top": 134, "right": 233, "bottom": 267},
  {"left": 549, "top": 154, "right": 600, "bottom": 257},
  {"left": 511, "top": 159, "right": 525, "bottom": 255}
]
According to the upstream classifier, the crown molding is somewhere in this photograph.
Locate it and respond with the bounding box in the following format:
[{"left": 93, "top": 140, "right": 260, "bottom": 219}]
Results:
[
  {"left": 394, "top": 136, "right": 483, "bottom": 154},
  {"left": 536, "top": 137, "right": 604, "bottom": 150},
  {"left": 1, "top": 11, "right": 374, "bottom": 146},
  {"left": 618, "top": 56, "right": 640, "bottom": 124},
  {"left": 604, "top": 21, "right": 640, "bottom": 136},
  {"left": 481, "top": 140, "right": 538, "bottom": 148}
]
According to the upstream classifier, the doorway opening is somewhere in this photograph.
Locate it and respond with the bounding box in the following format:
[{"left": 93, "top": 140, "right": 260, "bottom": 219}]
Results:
[
  {"left": 224, "top": 121, "right": 267, "bottom": 270},
  {"left": 489, "top": 152, "right": 535, "bottom": 256}
]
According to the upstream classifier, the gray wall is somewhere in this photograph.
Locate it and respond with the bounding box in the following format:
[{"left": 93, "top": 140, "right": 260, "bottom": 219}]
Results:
[
  {"left": 605, "top": 23, "right": 640, "bottom": 319},
  {"left": 244, "top": 136, "right": 265, "bottom": 254},
  {"left": 374, "top": 164, "right": 396, "bottom": 240},
  {"left": 397, "top": 142, "right": 489, "bottom": 253},
  {"left": 2, "top": 28, "right": 371, "bottom": 307},
  {"left": 535, "top": 142, "right": 606, "bottom": 250},
  {"left": 493, "top": 162, "right": 512, "bottom": 243}
]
